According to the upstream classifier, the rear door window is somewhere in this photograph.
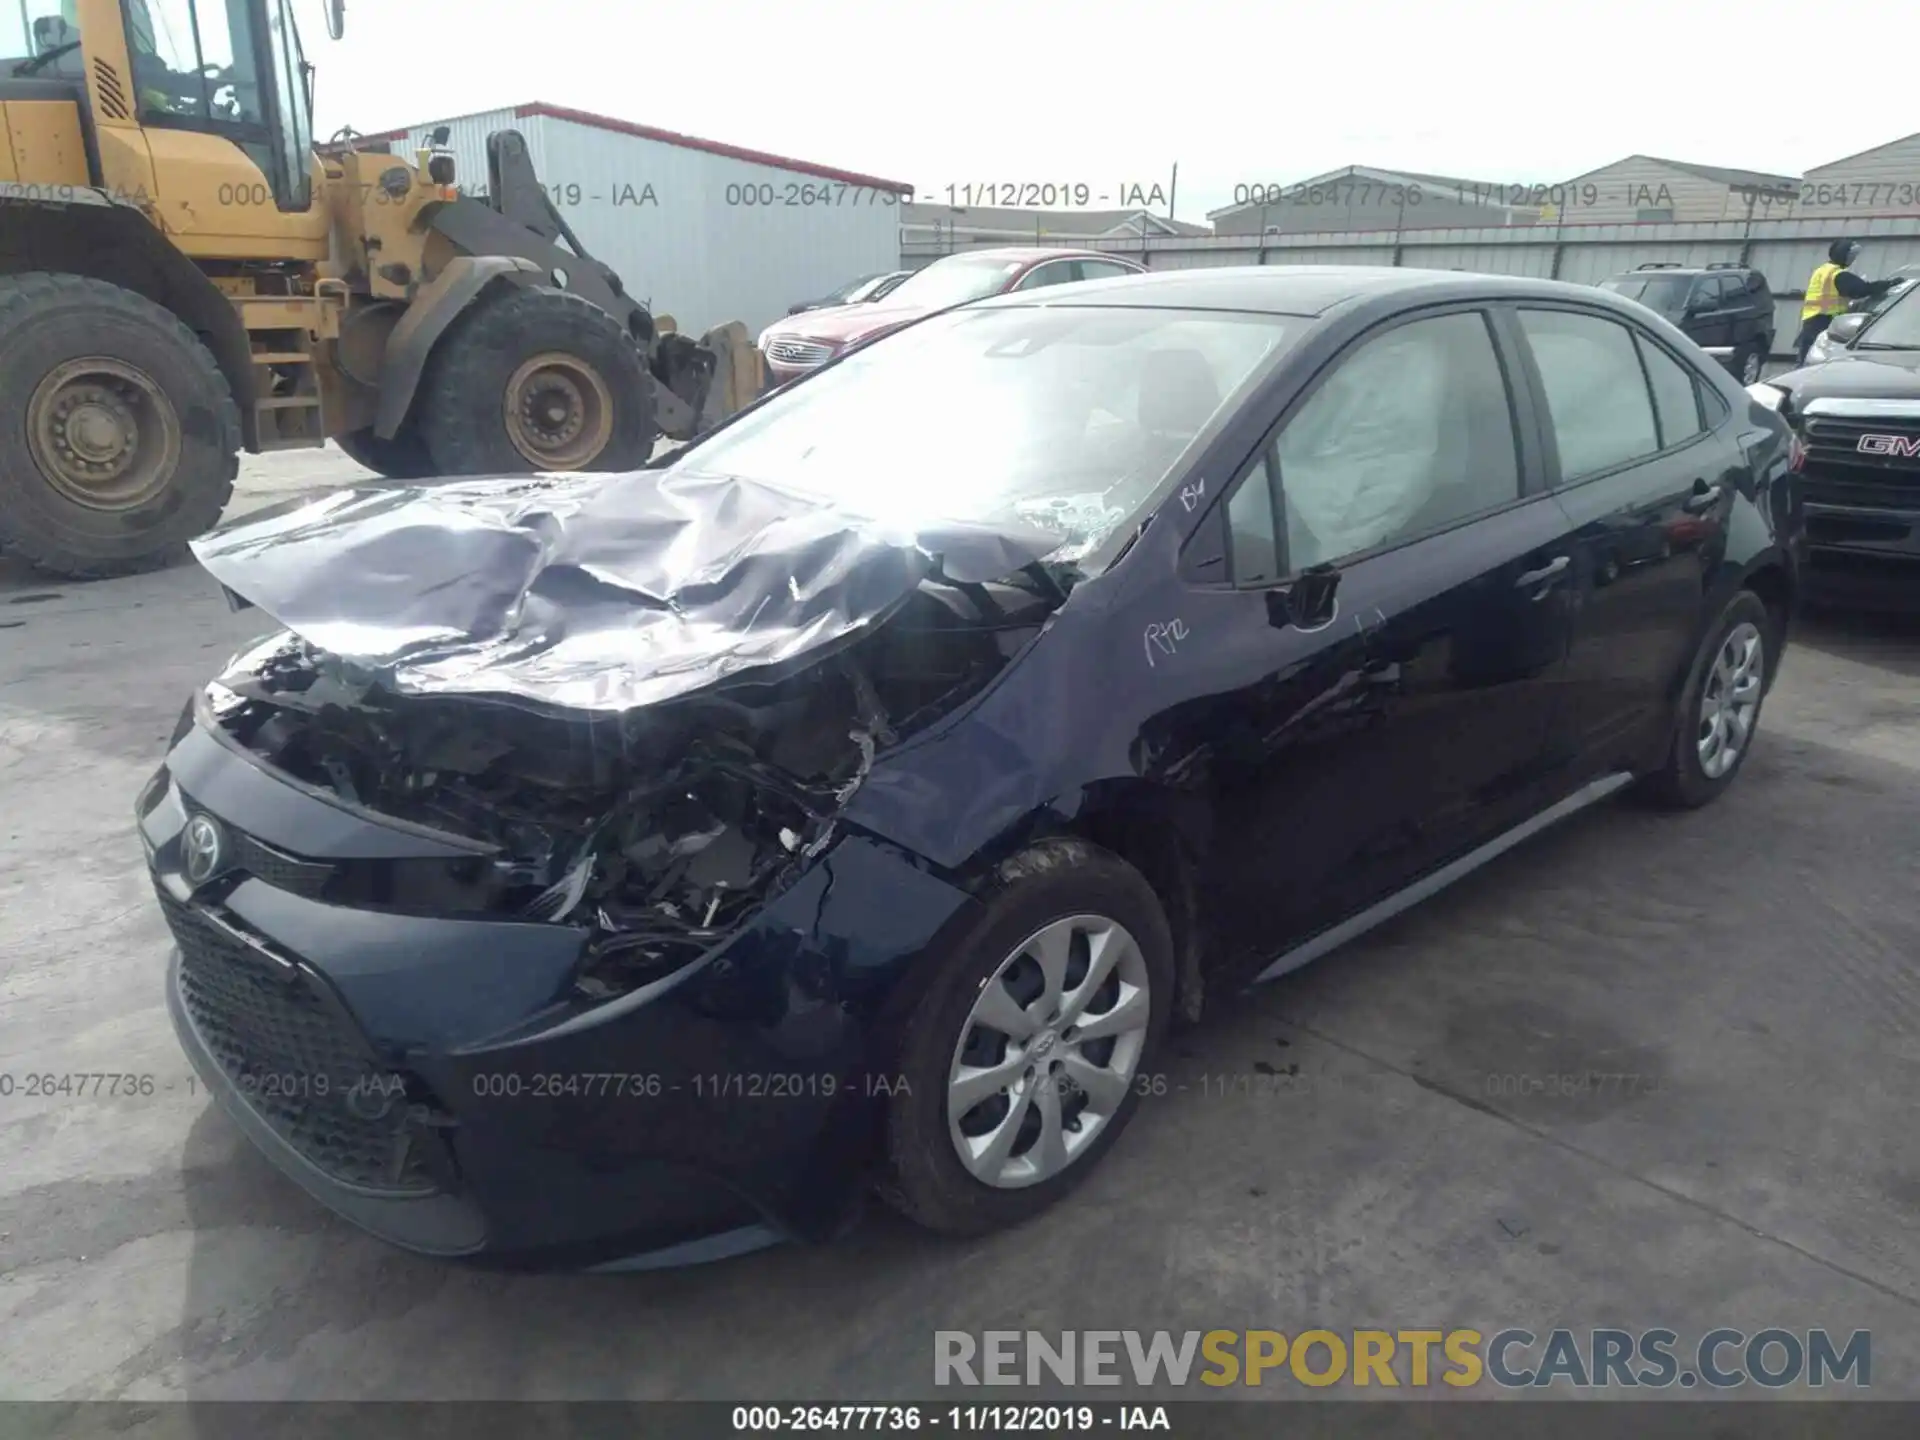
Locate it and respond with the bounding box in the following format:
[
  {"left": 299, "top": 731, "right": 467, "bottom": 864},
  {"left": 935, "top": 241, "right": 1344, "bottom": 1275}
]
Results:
[
  {"left": 1011, "top": 261, "right": 1081, "bottom": 292},
  {"left": 1635, "top": 335, "right": 1706, "bottom": 448},
  {"left": 1517, "top": 308, "right": 1661, "bottom": 482}
]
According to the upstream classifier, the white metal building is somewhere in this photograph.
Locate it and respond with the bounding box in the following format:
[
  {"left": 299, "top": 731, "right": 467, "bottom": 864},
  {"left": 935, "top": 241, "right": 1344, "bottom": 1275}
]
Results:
[{"left": 369, "top": 102, "right": 911, "bottom": 337}]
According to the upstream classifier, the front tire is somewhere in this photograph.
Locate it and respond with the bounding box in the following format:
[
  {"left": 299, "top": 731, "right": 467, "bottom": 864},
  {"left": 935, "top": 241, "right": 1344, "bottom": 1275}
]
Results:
[
  {"left": 0, "top": 272, "right": 239, "bottom": 579},
  {"left": 877, "top": 838, "right": 1174, "bottom": 1238},
  {"left": 1638, "top": 589, "right": 1774, "bottom": 810},
  {"left": 414, "top": 284, "right": 656, "bottom": 476},
  {"left": 335, "top": 426, "right": 438, "bottom": 481}
]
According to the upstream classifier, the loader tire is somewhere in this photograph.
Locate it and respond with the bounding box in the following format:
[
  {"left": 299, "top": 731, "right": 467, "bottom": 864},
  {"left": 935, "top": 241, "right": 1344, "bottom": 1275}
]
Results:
[
  {"left": 0, "top": 272, "right": 239, "bottom": 580},
  {"left": 336, "top": 426, "right": 438, "bottom": 481},
  {"left": 414, "top": 284, "right": 657, "bottom": 476}
]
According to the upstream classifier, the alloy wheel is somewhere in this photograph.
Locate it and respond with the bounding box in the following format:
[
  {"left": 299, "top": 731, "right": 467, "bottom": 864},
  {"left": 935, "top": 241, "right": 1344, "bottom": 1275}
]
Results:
[
  {"left": 1697, "top": 620, "right": 1764, "bottom": 779},
  {"left": 946, "top": 914, "right": 1151, "bottom": 1190},
  {"left": 1740, "top": 349, "right": 1763, "bottom": 385}
]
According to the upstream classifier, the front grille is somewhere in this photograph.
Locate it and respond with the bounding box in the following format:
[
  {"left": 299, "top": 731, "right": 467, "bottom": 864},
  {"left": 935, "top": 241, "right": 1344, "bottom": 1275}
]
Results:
[
  {"left": 230, "top": 831, "right": 333, "bottom": 899},
  {"left": 158, "top": 887, "right": 436, "bottom": 1194},
  {"left": 1800, "top": 413, "right": 1920, "bottom": 506},
  {"left": 766, "top": 338, "right": 834, "bottom": 367}
]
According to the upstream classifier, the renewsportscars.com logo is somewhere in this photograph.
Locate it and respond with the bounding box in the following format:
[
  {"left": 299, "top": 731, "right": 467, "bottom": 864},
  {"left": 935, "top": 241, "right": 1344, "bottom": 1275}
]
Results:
[{"left": 934, "top": 1328, "right": 1871, "bottom": 1390}]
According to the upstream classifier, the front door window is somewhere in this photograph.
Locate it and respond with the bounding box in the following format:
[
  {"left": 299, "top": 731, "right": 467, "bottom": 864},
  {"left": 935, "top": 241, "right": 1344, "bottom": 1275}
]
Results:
[
  {"left": 132, "top": 0, "right": 265, "bottom": 127},
  {"left": 262, "top": 0, "right": 312, "bottom": 209}
]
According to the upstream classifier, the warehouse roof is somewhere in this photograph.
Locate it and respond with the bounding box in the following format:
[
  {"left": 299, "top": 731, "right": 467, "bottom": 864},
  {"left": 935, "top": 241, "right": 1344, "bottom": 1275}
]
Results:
[
  {"left": 1567, "top": 154, "right": 1799, "bottom": 191},
  {"left": 1804, "top": 130, "right": 1920, "bottom": 174},
  {"left": 364, "top": 102, "right": 914, "bottom": 193}
]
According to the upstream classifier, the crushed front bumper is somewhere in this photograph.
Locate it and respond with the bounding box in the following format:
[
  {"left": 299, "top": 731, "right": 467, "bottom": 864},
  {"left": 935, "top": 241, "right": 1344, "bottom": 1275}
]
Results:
[{"left": 140, "top": 720, "right": 975, "bottom": 1269}]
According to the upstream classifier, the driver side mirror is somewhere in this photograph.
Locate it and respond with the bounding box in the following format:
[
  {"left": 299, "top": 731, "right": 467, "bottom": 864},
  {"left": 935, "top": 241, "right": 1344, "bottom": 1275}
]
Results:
[
  {"left": 1826, "top": 312, "right": 1867, "bottom": 347},
  {"left": 1266, "top": 563, "right": 1341, "bottom": 632}
]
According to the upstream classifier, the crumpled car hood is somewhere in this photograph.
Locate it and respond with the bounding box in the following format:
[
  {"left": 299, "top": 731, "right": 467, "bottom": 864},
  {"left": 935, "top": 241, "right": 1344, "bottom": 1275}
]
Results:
[{"left": 191, "top": 468, "right": 1059, "bottom": 712}]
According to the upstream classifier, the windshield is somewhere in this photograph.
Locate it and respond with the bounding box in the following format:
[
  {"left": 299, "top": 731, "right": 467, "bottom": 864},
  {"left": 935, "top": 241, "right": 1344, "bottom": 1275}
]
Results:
[
  {"left": 1857, "top": 282, "right": 1920, "bottom": 350},
  {"left": 879, "top": 255, "right": 1036, "bottom": 310},
  {"left": 4, "top": 0, "right": 75, "bottom": 69},
  {"left": 1866, "top": 277, "right": 1918, "bottom": 318},
  {"left": 672, "top": 305, "right": 1299, "bottom": 572},
  {"left": 1599, "top": 274, "right": 1692, "bottom": 313},
  {"left": 843, "top": 273, "right": 898, "bottom": 303},
  {"left": 826, "top": 273, "right": 880, "bottom": 303}
]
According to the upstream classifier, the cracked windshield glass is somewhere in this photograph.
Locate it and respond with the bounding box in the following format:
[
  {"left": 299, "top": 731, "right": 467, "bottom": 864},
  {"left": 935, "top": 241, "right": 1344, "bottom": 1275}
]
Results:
[{"left": 674, "top": 305, "right": 1297, "bottom": 568}]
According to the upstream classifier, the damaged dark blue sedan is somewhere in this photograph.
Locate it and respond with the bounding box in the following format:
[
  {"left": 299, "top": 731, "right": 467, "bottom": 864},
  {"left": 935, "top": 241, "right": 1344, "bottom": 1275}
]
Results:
[{"left": 140, "top": 266, "right": 1801, "bottom": 1269}]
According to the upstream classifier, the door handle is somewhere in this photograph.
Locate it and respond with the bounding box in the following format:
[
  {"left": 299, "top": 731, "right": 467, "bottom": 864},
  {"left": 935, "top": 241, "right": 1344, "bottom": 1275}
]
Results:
[
  {"left": 1683, "top": 482, "right": 1724, "bottom": 514},
  {"left": 1514, "top": 555, "right": 1570, "bottom": 592}
]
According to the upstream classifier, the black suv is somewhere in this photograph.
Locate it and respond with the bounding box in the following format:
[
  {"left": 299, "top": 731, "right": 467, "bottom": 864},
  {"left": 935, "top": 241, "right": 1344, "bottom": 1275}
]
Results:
[{"left": 1599, "top": 263, "right": 1775, "bottom": 385}]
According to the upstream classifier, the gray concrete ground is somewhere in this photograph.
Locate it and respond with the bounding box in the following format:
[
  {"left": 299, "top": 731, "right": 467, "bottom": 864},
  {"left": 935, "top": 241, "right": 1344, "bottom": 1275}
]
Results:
[{"left": 3, "top": 447, "right": 1919, "bottom": 1402}]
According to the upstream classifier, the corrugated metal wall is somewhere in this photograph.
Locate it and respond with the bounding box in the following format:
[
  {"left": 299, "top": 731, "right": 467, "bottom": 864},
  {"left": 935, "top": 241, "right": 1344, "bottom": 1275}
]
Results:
[
  {"left": 393, "top": 111, "right": 901, "bottom": 337},
  {"left": 1213, "top": 191, "right": 1515, "bottom": 237},
  {"left": 396, "top": 108, "right": 540, "bottom": 182},
  {"left": 1048, "top": 215, "right": 1920, "bottom": 359}
]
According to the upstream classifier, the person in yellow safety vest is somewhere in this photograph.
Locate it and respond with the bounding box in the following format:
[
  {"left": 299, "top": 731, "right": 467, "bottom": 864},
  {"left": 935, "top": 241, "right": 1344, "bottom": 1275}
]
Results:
[{"left": 1796, "top": 239, "right": 1904, "bottom": 365}]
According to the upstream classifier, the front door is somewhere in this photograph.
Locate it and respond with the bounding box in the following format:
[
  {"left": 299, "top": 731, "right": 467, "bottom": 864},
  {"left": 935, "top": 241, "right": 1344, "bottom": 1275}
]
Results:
[
  {"left": 1685, "top": 274, "right": 1738, "bottom": 355},
  {"left": 1168, "top": 306, "right": 1577, "bottom": 967}
]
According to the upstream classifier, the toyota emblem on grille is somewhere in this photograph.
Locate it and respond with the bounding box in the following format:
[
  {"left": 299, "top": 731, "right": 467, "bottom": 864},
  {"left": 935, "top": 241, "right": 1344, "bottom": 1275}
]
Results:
[{"left": 181, "top": 814, "right": 229, "bottom": 886}]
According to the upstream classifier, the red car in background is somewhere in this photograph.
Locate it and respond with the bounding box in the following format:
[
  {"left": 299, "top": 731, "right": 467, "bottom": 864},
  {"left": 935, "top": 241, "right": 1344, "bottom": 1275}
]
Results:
[{"left": 757, "top": 247, "right": 1148, "bottom": 386}]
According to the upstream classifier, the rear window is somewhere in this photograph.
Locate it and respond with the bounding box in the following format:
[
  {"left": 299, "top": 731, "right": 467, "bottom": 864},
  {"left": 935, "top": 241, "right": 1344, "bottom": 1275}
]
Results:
[{"left": 1600, "top": 274, "right": 1692, "bottom": 312}]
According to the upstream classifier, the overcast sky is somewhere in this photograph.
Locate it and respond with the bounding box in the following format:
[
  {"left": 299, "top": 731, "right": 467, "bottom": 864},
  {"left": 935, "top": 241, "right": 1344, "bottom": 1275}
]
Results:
[{"left": 303, "top": 0, "right": 1914, "bottom": 221}]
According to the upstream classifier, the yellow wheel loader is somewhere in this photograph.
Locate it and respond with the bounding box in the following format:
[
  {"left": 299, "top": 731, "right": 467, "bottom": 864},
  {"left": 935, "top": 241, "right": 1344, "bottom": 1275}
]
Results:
[{"left": 0, "top": 0, "right": 763, "bottom": 579}]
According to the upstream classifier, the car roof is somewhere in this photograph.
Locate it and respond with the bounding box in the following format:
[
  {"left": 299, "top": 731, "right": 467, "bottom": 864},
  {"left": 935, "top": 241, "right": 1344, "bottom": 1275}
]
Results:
[
  {"left": 931, "top": 246, "right": 1128, "bottom": 265},
  {"left": 1604, "top": 265, "right": 1754, "bottom": 278},
  {"left": 966, "top": 264, "right": 1651, "bottom": 318}
]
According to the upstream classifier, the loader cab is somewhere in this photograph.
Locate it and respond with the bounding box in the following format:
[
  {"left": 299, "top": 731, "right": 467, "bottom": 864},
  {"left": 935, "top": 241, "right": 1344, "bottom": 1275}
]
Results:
[
  {"left": 117, "top": 0, "right": 315, "bottom": 213},
  {"left": 4, "top": 0, "right": 326, "bottom": 248}
]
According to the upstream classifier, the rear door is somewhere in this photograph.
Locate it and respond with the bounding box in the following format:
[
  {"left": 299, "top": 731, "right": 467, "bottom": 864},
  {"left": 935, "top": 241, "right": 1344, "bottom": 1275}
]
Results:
[
  {"left": 1690, "top": 274, "right": 1739, "bottom": 354},
  {"left": 1508, "top": 304, "right": 1742, "bottom": 777},
  {"left": 1176, "top": 306, "right": 1578, "bottom": 964},
  {"left": 1738, "top": 271, "right": 1774, "bottom": 352}
]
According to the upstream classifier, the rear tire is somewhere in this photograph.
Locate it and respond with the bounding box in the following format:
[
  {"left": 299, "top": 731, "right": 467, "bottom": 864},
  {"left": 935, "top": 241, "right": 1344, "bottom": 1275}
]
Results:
[
  {"left": 335, "top": 426, "right": 438, "bottom": 481},
  {"left": 0, "top": 272, "right": 239, "bottom": 579},
  {"left": 1637, "top": 589, "right": 1774, "bottom": 810},
  {"left": 1737, "top": 342, "right": 1765, "bottom": 386},
  {"left": 414, "top": 284, "right": 656, "bottom": 476},
  {"left": 876, "top": 838, "right": 1174, "bottom": 1238}
]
